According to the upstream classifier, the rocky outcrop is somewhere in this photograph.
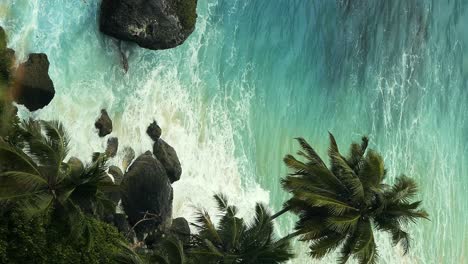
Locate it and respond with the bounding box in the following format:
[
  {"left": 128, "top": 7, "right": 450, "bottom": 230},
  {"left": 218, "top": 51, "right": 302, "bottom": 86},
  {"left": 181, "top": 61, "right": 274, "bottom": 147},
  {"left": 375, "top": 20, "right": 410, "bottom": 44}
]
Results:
[
  {"left": 105, "top": 137, "right": 119, "bottom": 157},
  {"left": 121, "top": 151, "right": 173, "bottom": 240},
  {"left": 147, "top": 120, "right": 162, "bottom": 141},
  {"left": 170, "top": 217, "right": 190, "bottom": 244},
  {"left": 99, "top": 0, "right": 198, "bottom": 50},
  {"left": 153, "top": 139, "right": 182, "bottom": 183},
  {"left": 95, "top": 109, "right": 112, "bottom": 137},
  {"left": 12, "top": 53, "right": 55, "bottom": 111}
]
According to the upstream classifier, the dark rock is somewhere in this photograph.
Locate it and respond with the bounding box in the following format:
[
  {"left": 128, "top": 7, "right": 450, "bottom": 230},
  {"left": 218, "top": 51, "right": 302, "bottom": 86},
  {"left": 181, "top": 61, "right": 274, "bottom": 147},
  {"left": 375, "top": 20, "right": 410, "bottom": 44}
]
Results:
[
  {"left": 146, "top": 120, "right": 162, "bottom": 141},
  {"left": 153, "top": 139, "right": 182, "bottom": 183},
  {"left": 0, "top": 26, "right": 15, "bottom": 88},
  {"left": 122, "top": 146, "right": 135, "bottom": 171},
  {"left": 121, "top": 151, "right": 173, "bottom": 240},
  {"left": 95, "top": 109, "right": 112, "bottom": 137},
  {"left": 99, "top": 0, "right": 198, "bottom": 50},
  {"left": 105, "top": 137, "right": 119, "bottom": 157},
  {"left": 107, "top": 165, "right": 124, "bottom": 204},
  {"left": 12, "top": 53, "right": 54, "bottom": 111},
  {"left": 170, "top": 217, "right": 190, "bottom": 244},
  {"left": 108, "top": 165, "right": 124, "bottom": 185}
]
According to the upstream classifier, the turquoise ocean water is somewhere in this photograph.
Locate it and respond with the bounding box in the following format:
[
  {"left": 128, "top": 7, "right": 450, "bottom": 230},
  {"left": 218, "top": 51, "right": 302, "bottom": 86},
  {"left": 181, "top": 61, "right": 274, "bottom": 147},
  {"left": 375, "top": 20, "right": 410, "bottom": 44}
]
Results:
[{"left": 1, "top": 0, "right": 467, "bottom": 263}]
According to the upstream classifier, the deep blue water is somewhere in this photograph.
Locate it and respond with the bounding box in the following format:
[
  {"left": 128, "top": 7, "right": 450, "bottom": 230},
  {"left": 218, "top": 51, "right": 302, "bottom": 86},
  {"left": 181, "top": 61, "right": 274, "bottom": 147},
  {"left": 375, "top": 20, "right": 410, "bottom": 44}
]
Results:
[{"left": 1, "top": 0, "right": 467, "bottom": 262}]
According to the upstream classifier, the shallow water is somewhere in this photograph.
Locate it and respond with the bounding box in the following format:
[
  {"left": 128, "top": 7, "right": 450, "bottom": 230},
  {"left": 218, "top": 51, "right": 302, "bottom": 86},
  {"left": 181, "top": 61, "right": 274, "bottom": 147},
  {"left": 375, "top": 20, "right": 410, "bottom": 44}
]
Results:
[{"left": 1, "top": 0, "right": 467, "bottom": 263}]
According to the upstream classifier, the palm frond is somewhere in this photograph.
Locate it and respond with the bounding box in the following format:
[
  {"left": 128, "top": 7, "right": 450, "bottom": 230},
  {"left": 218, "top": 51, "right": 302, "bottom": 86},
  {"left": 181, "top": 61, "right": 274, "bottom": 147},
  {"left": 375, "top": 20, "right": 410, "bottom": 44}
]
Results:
[
  {"left": 295, "top": 137, "right": 327, "bottom": 168},
  {"left": 358, "top": 150, "right": 385, "bottom": 189},
  {"left": 346, "top": 136, "right": 369, "bottom": 171},
  {"left": 384, "top": 175, "right": 418, "bottom": 203},
  {"left": 214, "top": 193, "right": 237, "bottom": 217},
  {"left": 337, "top": 228, "right": 360, "bottom": 264},
  {"left": 40, "top": 120, "right": 70, "bottom": 165},
  {"left": 283, "top": 154, "right": 345, "bottom": 193},
  {"left": 328, "top": 133, "right": 364, "bottom": 202},
  {"left": 281, "top": 175, "right": 338, "bottom": 197},
  {"left": 293, "top": 190, "right": 358, "bottom": 215},
  {"left": 192, "top": 209, "right": 222, "bottom": 245},
  {"left": 309, "top": 233, "right": 346, "bottom": 259},
  {"left": 326, "top": 213, "right": 361, "bottom": 233},
  {"left": 352, "top": 219, "right": 378, "bottom": 264},
  {"left": 0, "top": 137, "right": 41, "bottom": 176}
]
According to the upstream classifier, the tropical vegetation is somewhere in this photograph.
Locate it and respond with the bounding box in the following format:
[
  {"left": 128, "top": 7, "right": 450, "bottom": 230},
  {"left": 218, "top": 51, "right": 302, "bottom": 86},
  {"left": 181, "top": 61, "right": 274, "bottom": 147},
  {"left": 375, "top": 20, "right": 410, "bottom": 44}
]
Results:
[
  {"left": 0, "top": 118, "right": 117, "bottom": 245},
  {"left": 187, "top": 194, "right": 293, "bottom": 263},
  {"left": 0, "top": 27, "right": 427, "bottom": 262},
  {"left": 278, "top": 134, "right": 428, "bottom": 263}
]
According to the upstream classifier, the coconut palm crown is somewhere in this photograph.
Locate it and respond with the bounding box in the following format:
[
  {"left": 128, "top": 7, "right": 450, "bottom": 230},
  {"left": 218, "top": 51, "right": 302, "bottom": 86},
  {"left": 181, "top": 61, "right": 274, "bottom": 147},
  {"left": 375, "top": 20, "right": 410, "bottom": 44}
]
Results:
[
  {"left": 281, "top": 133, "right": 428, "bottom": 264},
  {"left": 189, "top": 194, "right": 294, "bottom": 264},
  {"left": 0, "top": 119, "right": 116, "bottom": 245}
]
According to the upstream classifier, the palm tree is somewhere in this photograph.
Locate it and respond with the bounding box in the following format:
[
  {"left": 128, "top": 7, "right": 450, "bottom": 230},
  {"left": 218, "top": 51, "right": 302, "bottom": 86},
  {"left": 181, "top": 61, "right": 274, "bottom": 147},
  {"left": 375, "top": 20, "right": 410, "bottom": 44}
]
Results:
[
  {"left": 276, "top": 133, "right": 428, "bottom": 264},
  {"left": 188, "top": 194, "right": 294, "bottom": 264},
  {"left": 0, "top": 119, "right": 116, "bottom": 244}
]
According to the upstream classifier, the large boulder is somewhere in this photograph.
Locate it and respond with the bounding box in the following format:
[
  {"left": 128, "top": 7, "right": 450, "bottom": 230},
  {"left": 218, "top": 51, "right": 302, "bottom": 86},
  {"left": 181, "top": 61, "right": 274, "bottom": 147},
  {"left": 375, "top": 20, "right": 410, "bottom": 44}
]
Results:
[
  {"left": 153, "top": 139, "right": 182, "bottom": 183},
  {"left": 95, "top": 109, "right": 113, "bottom": 137},
  {"left": 121, "top": 151, "right": 173, "bottom": 240},
  {"left": 12, "top": 53, "right": 54, "bottom": 111},
  {"left": 99, "top": 0, "right": 198, "bottom": 50}
]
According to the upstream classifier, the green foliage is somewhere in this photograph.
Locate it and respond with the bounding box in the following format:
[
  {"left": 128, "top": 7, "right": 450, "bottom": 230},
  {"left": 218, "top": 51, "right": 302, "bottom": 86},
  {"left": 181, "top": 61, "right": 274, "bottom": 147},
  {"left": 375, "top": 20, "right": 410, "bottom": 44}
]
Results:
[
  {"left": 0, "top": 207, "right": 125, "bottom": 264},
  {"left": 176, "top": 0, "right": 198, "bottom": 29},
  {"left": 281, "top": 134, "right": 428, "bottom": 264},
  {"left": 0, "top": 119, "right": 118, "bottom": 245},
  {"left": 189, "top": 194, "right": 294, "bottom": 264}
]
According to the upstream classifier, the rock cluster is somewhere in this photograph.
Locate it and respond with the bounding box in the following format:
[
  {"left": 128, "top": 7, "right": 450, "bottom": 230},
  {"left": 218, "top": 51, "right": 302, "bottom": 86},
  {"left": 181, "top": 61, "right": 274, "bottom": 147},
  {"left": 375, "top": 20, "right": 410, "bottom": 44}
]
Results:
[{"left": 113, "top": 120, "right": 182, "bottom": 240}]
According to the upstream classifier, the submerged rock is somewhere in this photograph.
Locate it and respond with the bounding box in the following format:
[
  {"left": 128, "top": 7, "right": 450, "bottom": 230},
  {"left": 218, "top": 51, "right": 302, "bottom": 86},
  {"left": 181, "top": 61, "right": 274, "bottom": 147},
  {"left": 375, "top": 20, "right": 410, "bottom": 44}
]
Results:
[
  {"left": 105, "top": 137, "right": 119, "bottom": 157},
  {"left": 121, "top": 151, "right": 173, "bottom": 240},
  {"left": 95, "top": 109, "right": 112, "bottom": 137},
  {"left": 146, "top": 120, "right": 162, "bottom": 141},
  {"left": 153, "top": 139, "right": 182, "bottom": 183},
  {"left": 12, "top": 53, "right": 55, "bottom": 111},
  {"left": 99, "top": 0, "right": 198, "bottom": 50}
]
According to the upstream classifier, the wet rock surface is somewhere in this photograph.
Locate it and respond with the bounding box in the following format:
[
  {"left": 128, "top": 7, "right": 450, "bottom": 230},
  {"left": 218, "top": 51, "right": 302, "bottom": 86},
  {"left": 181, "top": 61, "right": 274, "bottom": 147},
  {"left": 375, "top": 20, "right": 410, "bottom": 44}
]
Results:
[
  {"left": 12, "top": 54, "right": 55, "bottom": 111},
  {"left": 99, "top": 0, "right": 198, "bottom": 50}
]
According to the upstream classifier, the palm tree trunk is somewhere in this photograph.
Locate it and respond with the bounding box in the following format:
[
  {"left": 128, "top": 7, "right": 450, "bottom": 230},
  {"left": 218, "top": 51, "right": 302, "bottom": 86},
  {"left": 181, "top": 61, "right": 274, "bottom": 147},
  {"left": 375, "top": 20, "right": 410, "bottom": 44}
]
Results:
[{"left": 270, "top": 205, "right": 292, "bottom": 220}]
